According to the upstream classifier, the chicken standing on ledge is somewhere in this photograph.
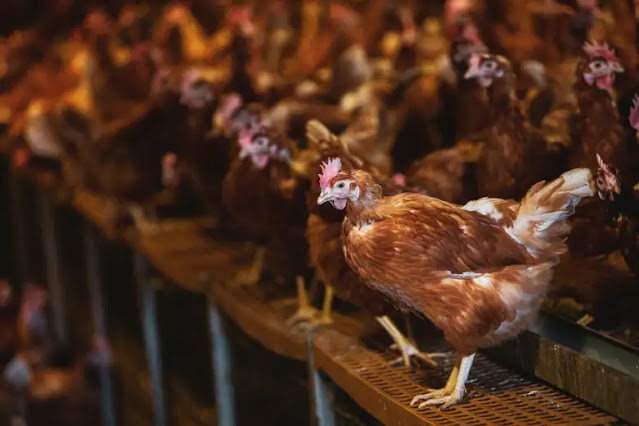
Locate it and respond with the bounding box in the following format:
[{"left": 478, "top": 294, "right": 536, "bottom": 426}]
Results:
[{"left": 317, "top": 159, "right": 593, "bottom": 408}]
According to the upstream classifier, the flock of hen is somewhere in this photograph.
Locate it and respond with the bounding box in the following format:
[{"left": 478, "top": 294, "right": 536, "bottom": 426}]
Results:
[{"left": 2, "top": 0, "right": 639, "bottom": 412}]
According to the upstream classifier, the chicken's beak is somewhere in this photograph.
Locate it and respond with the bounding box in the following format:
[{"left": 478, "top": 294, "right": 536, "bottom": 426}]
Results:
[
  {"left": 612, "top": 62, "right": 624, "bottom": 73},
  {"left": 317, "top": 188, "right": 332, "bottom": 205},
  {"left": 464, "top": 67, "right": 479, "bottom": 80}
]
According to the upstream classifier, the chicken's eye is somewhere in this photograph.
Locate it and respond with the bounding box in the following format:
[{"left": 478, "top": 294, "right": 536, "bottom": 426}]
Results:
[
  {"left": 336, "top": 182, "right": 346, "bottom": 189},
  {"left": 483, "top": 60, "right": 497, "bottom": 70},
  {"left": 254, "top": 137, "right": 268, "bottom": 146},
  {"left": 590, "top": 60, "right": 605, "bottom": 70}
]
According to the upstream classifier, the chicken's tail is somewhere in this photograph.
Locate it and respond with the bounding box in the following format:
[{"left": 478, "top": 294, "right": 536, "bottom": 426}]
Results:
[{"left": 508, "top": 168, "right": 593, "bottom": 261}]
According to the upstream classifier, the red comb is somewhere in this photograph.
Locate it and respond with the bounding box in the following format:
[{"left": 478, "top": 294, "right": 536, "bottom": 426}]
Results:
[
  {"left": 319, "top": 158, "right": 342, "bottom": 189},
  {"left": 629, "top": 94, "right": 639, "bottom": 130},
  {"left": 467, "top": 52, "right": 481, "bottom": 72},
  {"left": 444, "top": 0, "right": 473, "bottom": 23},
  {"left": 162, "top": 152, "right": 177, "bottom": 167},
  {"left": 166, "top": 3, "right": 191, "bottom": 23},
  {"left": 330, "top": 3, "right": 358, "bottom": 24},
  {"left": 462, "top": 22, "right": 482, "bottom": 45},
  {"left": 238, "top": 127, "right": 254, "bottom": 149},
  {"left": 392, "top": 173, "right": 406, "bottom": 187},
  {"left": 583, "top": 41, "right": 619, "bottom": 63},
  {"left": 227, "top": 6, "right": 252, "bottom": 25},
  {"left": 219, "top": 93, "right": 243, "bottom": 119}
]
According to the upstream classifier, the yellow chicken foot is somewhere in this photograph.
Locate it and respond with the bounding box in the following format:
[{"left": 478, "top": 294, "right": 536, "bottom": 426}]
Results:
[
  {"left": 286, "top": 276, "right": 320, "bottom": 325},
  {"left": 128, "top": 204, "right": 160, "bottom": 235},
  {"left": 234, "top": 246, "right": 265, "bottom": 286},
  {"left": 315, "top": 284, "right": 334, "bottom": 325},
  {"left": 376, "top": 315, "right": 446, "bottom": 368},
  {"left": 288, "top": 281, "right": 335, "bottom": 326},
  {"left": 411, "top": 353, "right": 475, "bottom": 410}
]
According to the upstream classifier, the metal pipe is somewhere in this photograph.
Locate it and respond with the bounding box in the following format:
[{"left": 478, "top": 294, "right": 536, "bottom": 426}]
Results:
[
  {"left": 8, "top": 166, "right": 27, "bottom": 287},
  {"left": 205, "top": 279, "right": 236, "bottom": 426},
  {"left": 133, "top": 251, "right": 167, "bottom": 426},
  {"left": 202, "top": 278, "right": 235, "bottom": 426},
  {"left": 84, "top": 223, "right": 116, "bottom": 426},
  {"left": 39, "top": 191, "right": 68, "bottom": 343},
  {"left": 307, "top": 330, "right": 336, "bottom": 426}
]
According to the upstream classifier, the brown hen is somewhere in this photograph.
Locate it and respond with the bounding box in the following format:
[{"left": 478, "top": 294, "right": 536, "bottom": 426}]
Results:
[{"left": 319, "top": 161, "right": 593, "bottom": 408}]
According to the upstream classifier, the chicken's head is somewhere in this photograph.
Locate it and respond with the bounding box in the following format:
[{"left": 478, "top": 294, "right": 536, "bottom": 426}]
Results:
[
  {"left": 464, "top": 53, "right": 508, "bottom": 87},
  {"left": 239, "top": 127, "right": 290, "bottom": 169},
  {"left": 179, "top": 69, "right": 214, "bottom": 109},
  {"left": 317, "top": 158, "right": 359, "bottom": 210},
  {"left": 450, "top": 38, "right": 487, "bottom": 72},
  {"left": 230, "top": 106, "right": 262, "bottom": 138},
  {"left": 581, "top": 42, "right": 623, "bottom": 89},
  {"left": 595, "top": 154, "right": 621, "bottom": 201}
]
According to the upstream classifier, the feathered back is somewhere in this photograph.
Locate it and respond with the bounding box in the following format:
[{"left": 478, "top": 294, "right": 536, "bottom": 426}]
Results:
[
  {"left": 306, "top": 119, "right": 364, "bottom": 169},
  {"left": 507, "top": 168, "right": 593, "bottom": 261}
]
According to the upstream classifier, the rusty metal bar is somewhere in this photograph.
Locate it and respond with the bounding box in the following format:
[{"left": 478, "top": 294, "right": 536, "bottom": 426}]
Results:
[
  {"left": 8, "top": 166, "right": 27, "bottom": 287},
  {"left": 83, "top": 223, "right": 116, "bottom": 426},
  {"left": 133, "top": 251, "right": 167, "bottom": 426},
  {"left": 205, "top": 279, "right": 236, "bottom": 426},
  {"left": 307, "top": 330, "right": 336, "bottom": 426},
  {"left": 39, "top": 190, "right": 68, "bottom": 343}
]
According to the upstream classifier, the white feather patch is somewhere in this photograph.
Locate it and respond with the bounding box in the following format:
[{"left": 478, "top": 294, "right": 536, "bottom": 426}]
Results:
[{"left": 463, "top": 198, "right": 504, "bottom": 221}]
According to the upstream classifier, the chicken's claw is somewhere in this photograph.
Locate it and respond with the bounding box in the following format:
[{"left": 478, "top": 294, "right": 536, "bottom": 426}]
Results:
[
  {"left": 286, "top": 305, "right": 320, "bottom": 325},
  {"left": 388, "top": 343, "right": 446, "bottom": 368},
  {"left": 412, "top": 393, "right": 463, "bottom": 410},
  {"left": 233, "top": 246, "right": 265, "bottom": 286},
  {"left": 411, "top": 354, "right": 474, "bottom": 411}
]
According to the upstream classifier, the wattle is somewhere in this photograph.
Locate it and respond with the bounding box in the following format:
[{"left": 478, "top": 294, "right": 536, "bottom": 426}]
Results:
[
  {"left": 331, "top": 198, "right": 347, "bottom": 210},
  {"left": 252, "top": 154, "right": 269, "bottom": 169},
  {"left": 596, "top": 74, "right": 615, "bottom": 90}
]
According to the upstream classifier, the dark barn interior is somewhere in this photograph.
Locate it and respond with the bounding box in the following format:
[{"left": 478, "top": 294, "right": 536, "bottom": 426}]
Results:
[{"left": 0, "top": 1, "right": 638, "bottom": 425}]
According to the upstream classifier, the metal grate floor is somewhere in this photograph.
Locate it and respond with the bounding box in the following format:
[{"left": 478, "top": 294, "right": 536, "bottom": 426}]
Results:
[{"left": 314, "top": 329, "right": 618, "bottom": 426}]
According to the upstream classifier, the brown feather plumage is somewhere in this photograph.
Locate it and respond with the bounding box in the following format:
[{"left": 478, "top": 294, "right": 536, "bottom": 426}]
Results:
[{"left": 326, "top": 168, "right": 592, "bottom": 355}]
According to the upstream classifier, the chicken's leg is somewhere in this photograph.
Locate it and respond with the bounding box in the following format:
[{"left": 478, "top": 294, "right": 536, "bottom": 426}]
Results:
[
  {"left": 128, "top": 203, "right": 160, "bottom": 235},
  {"left": 234, "top": 246, "right": 265, "bottom": 286},
  {"left": 376, "top": 315, "right": 446, "bottom": 368},
  {"left": 287, "top": 279, "right": 334, "bottom": 326},
  {"left": 286, "top": 276, "right": 319, "bottom": 324},
  {"left": 316, "top": 284, "right": 334, "bottom": 325},
  {"left": 411, "top": 353, "right": 475, "bottom": 410}
]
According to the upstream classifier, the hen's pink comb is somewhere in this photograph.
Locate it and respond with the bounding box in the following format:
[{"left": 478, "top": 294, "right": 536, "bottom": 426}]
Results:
[
  {"left": 462, "top": 22, "right": 482, "bottom": 45},
  {"left": 583, "top": 42, "right": 619, "bottom": 63},
  {"left": 466, "top": 52, "right": 482, "bottom": 74},
  {"left": 392, "top": 173, "right": 406, "bottom": 186},
  {"left": 444, "top": 0, "right": 472, "bottom": 19},
  {"left": 227, "top": 6, "right": 252, "bottom": 25},
  {"left": 330, "top": 3, "right": 358, "bottom": 24},
  {"left": 319, "top": 158, "right": 342, "bottom": 189},
  {"left": 238, "top": 127, "right": 254, "bottom": 149},
  {"left": 166, "top": 3, "right": 191, "bottom": 23},
  {"left": 629, "top": 94, "right": 639, "bottom": 130},
  {"left": 219, "top": 93, "right": 243, "bottom": 120}
]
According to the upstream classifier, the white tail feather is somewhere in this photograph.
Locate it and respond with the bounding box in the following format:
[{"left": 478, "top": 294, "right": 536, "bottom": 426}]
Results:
[{"left": 506, "top": 168, "right": 593, "bottom": 260}]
